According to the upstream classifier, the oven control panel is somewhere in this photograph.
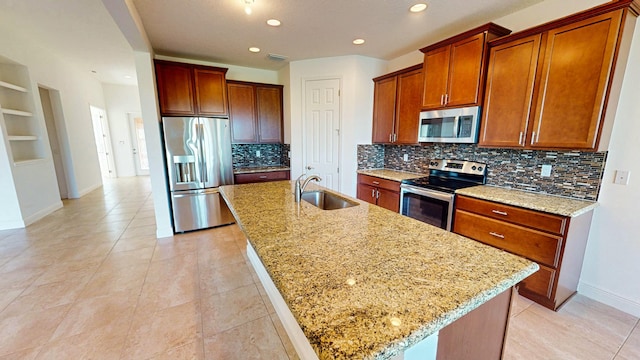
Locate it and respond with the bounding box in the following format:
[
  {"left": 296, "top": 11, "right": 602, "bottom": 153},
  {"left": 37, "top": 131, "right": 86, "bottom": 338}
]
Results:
[{"left": 428, "top": 159, "right": 486, "bottom": 175}]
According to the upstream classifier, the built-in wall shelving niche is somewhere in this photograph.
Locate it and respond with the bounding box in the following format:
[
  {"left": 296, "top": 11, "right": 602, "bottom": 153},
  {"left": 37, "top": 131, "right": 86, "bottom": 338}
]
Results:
[{"left": 0, "top": 56, "right": 45, "bottom": 165}]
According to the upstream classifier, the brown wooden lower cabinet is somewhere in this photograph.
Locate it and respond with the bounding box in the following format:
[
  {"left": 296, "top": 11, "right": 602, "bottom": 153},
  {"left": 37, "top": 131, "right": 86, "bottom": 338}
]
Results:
[
  {"left": 356, "top": 174, "right": 400, "bottom": 212},
  {"left": 437, "top": 287, "right": 513, "bottom": 360},
  {"left": 234, "top": 170, "right": 290, "bottom": 184},
  {"left": 454, "top": 195, "right": 594, "bottom": 311}
]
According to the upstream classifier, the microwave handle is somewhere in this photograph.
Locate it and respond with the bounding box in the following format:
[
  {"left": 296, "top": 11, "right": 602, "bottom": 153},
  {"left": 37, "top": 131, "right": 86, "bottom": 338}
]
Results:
[{"left": 453, "top": 116, "right": 461, "bottom": 138}]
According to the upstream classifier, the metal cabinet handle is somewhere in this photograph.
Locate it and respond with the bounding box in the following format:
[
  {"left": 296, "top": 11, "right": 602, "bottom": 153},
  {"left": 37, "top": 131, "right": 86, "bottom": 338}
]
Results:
[
  {"left": 444, "top": 94, "right": 449, "bottom": 105},
  {"left": 389, "top": 133, "right": 392, "bottom": 142},
  {"left": 489, "top": 232, "right": 505, "bottom": 239},
  {"left": 376, "top": 190, "right": 380, "bottom": 199},
  {"left": 518, "top": 131, "right": 524, "bottom": 146},
  {"left": 259, "top": 175, "right": 267, "bottom": 179},
  {"left": 440, "top": 94, "right": 444, "bottom": 106},
  {"left": 492, "top": 210, "right": 508, "bottom": 216},
  {"left": 531, "top": 131, "right": 536, "bottom": 145},
  {"left": 372, "top": 181, "right": 380, "bottom": 185},
  {"left": 393, "top": 133, "right": 397, "bottom": 142},
  {"left": 371, "top": 189, "right": 376, "bottom": 198}
]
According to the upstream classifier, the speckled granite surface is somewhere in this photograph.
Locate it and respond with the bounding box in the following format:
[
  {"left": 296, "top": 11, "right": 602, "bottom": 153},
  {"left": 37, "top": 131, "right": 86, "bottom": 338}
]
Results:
[
  {"left": 456, "top": 185, "right": 598, "bottom": 217},
  {"left": 233, "top": 165, "right": 291, "bottom": 174},
  {"left": 220, "top": 181, "right": 538, "bottom": 360},
  {"left": 357, "top": 169, "right": 425, "bottom": 182}
]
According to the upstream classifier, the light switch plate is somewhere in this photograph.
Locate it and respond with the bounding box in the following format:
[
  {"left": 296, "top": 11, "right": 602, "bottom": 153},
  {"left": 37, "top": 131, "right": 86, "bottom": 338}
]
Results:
[
  {"left": 614, "top": 170, "right": 630, "bottom": 185},
  {"left": 541, "top": 164, "right": 552, "bottom": 177},
  {"left": 256, "top": 150, "right": 261, "bottom": 157},
  {"left": 403, "top": 154, "right": 408, "bottom": 162}
]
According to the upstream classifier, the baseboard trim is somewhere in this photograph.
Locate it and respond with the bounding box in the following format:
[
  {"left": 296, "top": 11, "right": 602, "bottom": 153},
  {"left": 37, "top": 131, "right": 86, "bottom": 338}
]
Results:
[
  {"left": 23, "top": 201, "right": 63, "bottom": 226},
  {"left": 75, "top": 182, "right": 103, "bottom": 198},
  {"left": 0, "top": 219, "right": 26, "bottom": 230},
  {"left": 156, "top": 225, "right": 174, "bottom": 238},
  {"left": 578, "top": 281, "right": 640, "bottom": 317}
]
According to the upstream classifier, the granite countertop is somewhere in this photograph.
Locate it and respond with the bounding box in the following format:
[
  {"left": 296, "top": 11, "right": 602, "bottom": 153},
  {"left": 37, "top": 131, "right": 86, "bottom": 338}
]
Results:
[
  {"left": 220, "top": 181, "right": 538, "bottom": 360},
  {"left": 233, "top": 165, "right": 291, "bottom": 174},
  {"left": 456, "top": 185, "right": 598, "bottom": 217},
  {"left": 357, "top": 168, "right": 425, "bottom": 182}
]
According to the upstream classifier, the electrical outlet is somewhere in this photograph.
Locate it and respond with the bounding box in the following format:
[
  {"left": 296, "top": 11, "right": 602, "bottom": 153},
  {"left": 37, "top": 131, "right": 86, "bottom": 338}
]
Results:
[
  {"left": 256, "top": 150, "right": 261, "bottom": 157},
  {"left": 614, "top": 170, "right": 630, "bottom": 185},
  {"left": 403, "top": 154, "right": 408, "bottom": 162},
  {"left": 541, "top": 164, "right": 552, "bottom": 177}
]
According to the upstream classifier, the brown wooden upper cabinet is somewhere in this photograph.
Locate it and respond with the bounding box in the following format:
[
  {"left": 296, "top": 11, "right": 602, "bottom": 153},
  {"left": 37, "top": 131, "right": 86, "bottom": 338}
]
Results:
[
  {"left": 420, "top": 23, "right": 511, "bottom": 110},
  {"left": 372, "top": 64, "right": 423, "bottom": 144},
  {"left": 480, "top": 1, "right": 638, "bottom": 150},
  {"left": 154, "top": 60, "right": 228, "bottom": 117},
  {"left": 227, "top": 80, "right": 284, "bottom": 144}
]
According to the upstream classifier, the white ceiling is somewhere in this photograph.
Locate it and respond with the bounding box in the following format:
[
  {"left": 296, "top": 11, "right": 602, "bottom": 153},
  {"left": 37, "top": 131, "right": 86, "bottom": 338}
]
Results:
[{"left": 0, "top": 0, "right": 547, "bottom": 85}]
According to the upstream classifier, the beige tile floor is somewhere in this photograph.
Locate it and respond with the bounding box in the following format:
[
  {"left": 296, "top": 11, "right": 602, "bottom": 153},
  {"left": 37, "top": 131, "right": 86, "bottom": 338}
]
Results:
[{"left": 0, "top": 176, "right": 637, "bottom": 359}]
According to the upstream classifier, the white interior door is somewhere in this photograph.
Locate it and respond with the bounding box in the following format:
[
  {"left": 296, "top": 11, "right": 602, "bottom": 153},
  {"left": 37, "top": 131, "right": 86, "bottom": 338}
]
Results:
[
  {"left": 304, "top": 78, "right": 341, "bottom": 191},
  {"left": 128, "top": 112, "right": 149, "bottom": 176},
  {"left": 39, "top": 87, "right": 68, "bottom": 199},
  {"left": 90, "top": 106, "right": 116, "bottom": 178}
]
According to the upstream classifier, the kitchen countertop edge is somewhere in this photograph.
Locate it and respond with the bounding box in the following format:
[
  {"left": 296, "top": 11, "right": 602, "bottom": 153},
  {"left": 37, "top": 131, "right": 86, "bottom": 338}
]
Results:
[
  {"left": 357, "top": 168, "right": 426, "bottom": 182},
  {"left": 234, "top": 165, "right": 291, "bottom": 174},
  {"left": 456, "top": 185, "right": 598, "bottom": 217}
]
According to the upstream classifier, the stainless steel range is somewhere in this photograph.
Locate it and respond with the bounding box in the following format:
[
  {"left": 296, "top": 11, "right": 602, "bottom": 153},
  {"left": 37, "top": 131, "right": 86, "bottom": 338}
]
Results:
[{"left": 400, "top": 159, "right": 487, "bottom": 230}]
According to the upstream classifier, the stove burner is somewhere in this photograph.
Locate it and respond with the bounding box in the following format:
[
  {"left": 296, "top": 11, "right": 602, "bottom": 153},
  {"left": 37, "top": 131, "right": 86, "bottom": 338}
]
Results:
[{"left": 401, "top": 159, "right": 487, "bottom": 193}]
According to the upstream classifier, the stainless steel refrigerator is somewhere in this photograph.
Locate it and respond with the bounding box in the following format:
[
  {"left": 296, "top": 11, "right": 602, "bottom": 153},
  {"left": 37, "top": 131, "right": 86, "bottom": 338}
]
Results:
[{"left": 162, "top": 117, "right": 235, "bottom": 232}]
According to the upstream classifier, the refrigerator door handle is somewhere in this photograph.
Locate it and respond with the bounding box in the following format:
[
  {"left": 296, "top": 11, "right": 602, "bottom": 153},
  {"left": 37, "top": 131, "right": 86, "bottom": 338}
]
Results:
[{"left": 197, "top": 122, "right": 208, "bottom": 185}]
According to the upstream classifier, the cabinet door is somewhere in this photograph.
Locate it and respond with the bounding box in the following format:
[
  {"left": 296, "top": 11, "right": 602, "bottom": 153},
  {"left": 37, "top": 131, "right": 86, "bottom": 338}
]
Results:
[
  {"left": 377, "top": 187, "right": 400, "bottom": 213},
  {"left": 194, "top": 68, "right": 228, "bottom": 116},
  {"left": 155, "top": 62, "right": 195, "bottom": 115},
  {"left": 395, "top": 69, "right": 423, "bottom": 144},
  {"left": 480, "top": 34, "right": 542, "bottom": 147},
  {"left": 228, "top": 83, "right": 257, "bottom": 143},
  {"left": 372, "top": 76, "right": 397, "bottom": 143},
  {"left": 422, "top": 45, "right": 450, "bottom": 109},
  {"left": 447, "top": 33, "right": 485, "bottom": 107},
  {"left": 530, "top": 11, "right": 622, "bottom": 149},
  {"left": 357, "top": 183, "right": 378, "bottom": 205},
  {"left": 256, "top": 86, "right": 283, "bottom": 143}
]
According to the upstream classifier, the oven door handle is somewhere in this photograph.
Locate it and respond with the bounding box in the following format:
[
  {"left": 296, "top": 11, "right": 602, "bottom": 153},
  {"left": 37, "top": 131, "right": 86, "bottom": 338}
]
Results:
[{"left": 401, "top": 185, "right": 454, "bottom": 202}]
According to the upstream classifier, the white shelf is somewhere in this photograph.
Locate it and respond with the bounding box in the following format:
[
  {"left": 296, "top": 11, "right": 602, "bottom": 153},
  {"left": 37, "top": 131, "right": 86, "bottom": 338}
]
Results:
[
  {"left": 8, "top": 135, "right": 38, "bottom": 141},
  {"left": 1, "top": 108, "right": 33, "bottom": 117},
  {"left": 0, "top": 80, "right": 28, "bottom": 93}
]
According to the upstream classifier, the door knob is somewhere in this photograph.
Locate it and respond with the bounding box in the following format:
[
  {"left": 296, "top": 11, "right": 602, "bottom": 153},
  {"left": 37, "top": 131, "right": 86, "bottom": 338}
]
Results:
[{"left": 306, "top": 165, "right": 314, "bottom": 170}]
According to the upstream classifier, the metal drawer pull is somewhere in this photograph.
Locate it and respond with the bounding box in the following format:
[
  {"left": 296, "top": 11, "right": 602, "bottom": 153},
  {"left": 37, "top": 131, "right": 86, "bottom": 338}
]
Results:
[
  {"left": 372, "top": 181, "right": 380, "bottom": 185},
  {"left": 259, "top": 175, "right": 268, "bottom": 179},
  {"left": 489, "top": 232, "right": 505, "bottom": 239},
  {"left": 492, "top": 210, "right": 508, "bottom": 216}
]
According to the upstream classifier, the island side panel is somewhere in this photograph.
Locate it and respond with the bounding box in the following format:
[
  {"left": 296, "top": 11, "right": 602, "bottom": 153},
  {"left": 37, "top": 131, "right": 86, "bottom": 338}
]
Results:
[{"left": 436, "top": 287, "right": 514, "bottom": 360}]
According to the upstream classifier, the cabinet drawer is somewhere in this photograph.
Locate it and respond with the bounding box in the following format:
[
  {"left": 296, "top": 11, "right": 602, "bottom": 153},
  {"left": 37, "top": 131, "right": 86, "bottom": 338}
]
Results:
[
  {"left": 357, "top": 174, "right": 400, "bottom": 192},
  {"left": 519, "top": 264, "right": 556, "bottom": 300},
  {"left": 454, "top": 210, "right": 562, "bottom": 268},
  {"left": 456, "top": 196, "right": 566, "bottom": 235},
  {"left": 234, "top": 170, "right": 290, "bottom": 184}
]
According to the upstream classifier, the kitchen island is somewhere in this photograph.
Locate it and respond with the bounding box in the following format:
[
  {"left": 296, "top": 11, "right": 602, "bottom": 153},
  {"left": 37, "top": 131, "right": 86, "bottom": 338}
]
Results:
[{"left": 219, "top": 181, "right": 538, "bottom": 359}]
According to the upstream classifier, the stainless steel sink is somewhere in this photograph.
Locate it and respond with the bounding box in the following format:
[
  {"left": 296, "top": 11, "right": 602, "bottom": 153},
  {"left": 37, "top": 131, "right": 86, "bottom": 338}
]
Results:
[{"left": 301, "top": 190, "right": 359, "bottom": 210}]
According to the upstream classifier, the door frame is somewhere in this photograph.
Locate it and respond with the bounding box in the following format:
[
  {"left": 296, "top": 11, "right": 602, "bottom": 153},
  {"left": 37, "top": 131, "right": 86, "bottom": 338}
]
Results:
[
  {"left": 301, "top": 76, "right": 342, "bottom": 191},
  {"left": 38, "top": 85, "right": 72, "bottom": 199},
  {"left": 127, "top": 112, "right": 149, "bottom": 176},
  {"left": 90, "top": 105, "right": 117, "bottom": 178}
]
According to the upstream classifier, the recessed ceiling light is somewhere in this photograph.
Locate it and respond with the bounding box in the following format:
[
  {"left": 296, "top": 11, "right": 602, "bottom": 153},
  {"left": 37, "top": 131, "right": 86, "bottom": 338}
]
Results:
[
  {"left": 249, "top": 47, "right": 261, "bottom": 53},
  {"left": 91, "top": 70, "right": 97, "bottom": 74},
  {"left": 124, "top": 75, "right": 133, "bottom": 79},
  {"left": 267, "top": 19, "right": 281, "bottom": 26},
  {"left": 353, "top": 39, "right": 365, "bottom": 45},
  {"left": 410, "top": 3, "right": 428, "bottom": 12}
]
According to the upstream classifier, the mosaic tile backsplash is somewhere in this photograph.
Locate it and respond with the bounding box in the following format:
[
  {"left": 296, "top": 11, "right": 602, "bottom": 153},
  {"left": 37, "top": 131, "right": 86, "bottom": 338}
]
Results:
[
  {"left": 357, "top": 144, "right": 607, "bottom": 201},
  {"left": 232, "top": 144, "right": 290, "bottom": 169}
]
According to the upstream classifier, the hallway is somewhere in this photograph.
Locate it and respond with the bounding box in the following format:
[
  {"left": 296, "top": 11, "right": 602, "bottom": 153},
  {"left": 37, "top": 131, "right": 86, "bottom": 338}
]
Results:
[{"left": 0, "top": 176, "right": 638, "bottom": 359}]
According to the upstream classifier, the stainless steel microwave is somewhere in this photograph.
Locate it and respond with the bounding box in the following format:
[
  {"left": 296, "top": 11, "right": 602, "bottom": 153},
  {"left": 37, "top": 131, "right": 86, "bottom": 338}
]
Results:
[{"left": 418, "top": 106, "right": 481, "bottom": 143}]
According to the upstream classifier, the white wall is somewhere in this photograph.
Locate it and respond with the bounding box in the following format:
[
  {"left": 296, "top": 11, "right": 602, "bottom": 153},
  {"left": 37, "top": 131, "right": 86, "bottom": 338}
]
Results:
[
  {"left": 579, "top": 21, "right": 640, "bottom": 317},
  {"left": 288, "top": 56, "right": 386, "bottom": 196},
  {"left": 103, "top": 83, "right": 142, "bottom": 177},
  {"left": 0, "top": 19, "right": 106, "bottom": 228}
]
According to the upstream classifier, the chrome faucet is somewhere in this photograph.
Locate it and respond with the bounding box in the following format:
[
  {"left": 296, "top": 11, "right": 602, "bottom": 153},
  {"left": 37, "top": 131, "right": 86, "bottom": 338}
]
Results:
[{"left": 295, "top": 174, "right": 322, "bottom": 202}]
